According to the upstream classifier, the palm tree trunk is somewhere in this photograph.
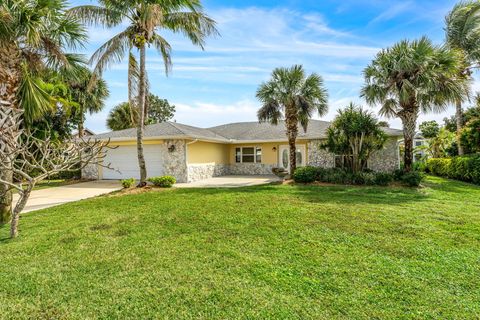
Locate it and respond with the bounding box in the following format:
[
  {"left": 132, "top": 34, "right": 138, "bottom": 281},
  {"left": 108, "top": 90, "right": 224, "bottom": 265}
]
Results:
[
  {"left": 0, "top": 44, "right": 21, "bottom": 225},
  {"left": 285, "top": 105, "right": 298, "bottom": 174},
  {"left": 136, "top": 45, "right": 147, "bottom": 186},
  {"left": 400, "top": 111, "right": 417, "bottom": 172},
  {"left": 78, "top": 111, "right": 85, "bottom": 137},
  {"left": 456, "top": 99, "right": 464, "bottom": 155}
]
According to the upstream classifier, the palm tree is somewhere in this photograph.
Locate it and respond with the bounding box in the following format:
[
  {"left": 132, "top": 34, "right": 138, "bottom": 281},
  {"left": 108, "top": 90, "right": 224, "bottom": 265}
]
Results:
[
  {"left": 361, "top": 37, "right": 469, "bottom": 172},
  {"left": 0, "top": 0, "right": 86, "bottom": 224},
  {"left": 69, "top": 68, "right": 110, "bottom": 137},
  {"left": 256, "top": 65, "right": 329, "bottom": 174},
  {"left": 70, "top": 0, "right": 218, "bottom": 186},
  {"left": 445, "top": 1, "right": 480, "bottom": 155},
  {"left": 107, "top": 102, "right": 136, "bottom": 131}
]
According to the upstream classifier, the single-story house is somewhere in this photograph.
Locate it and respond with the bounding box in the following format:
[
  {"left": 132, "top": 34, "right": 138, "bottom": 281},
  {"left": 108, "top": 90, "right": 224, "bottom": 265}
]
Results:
[{"left": 82, "top": 120, "right": 403, "bottom": 182}]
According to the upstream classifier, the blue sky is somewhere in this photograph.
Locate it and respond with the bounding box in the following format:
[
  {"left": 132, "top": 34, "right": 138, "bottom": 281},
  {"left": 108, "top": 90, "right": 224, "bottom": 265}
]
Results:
[{"left": 70, "top": 0, "right": 468, "bottom": 133}]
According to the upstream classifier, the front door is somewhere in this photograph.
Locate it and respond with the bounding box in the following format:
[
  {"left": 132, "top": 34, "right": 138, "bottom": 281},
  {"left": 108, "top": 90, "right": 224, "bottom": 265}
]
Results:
[{"left": 278, "top": 145, "right": 306, "bottom": 172}]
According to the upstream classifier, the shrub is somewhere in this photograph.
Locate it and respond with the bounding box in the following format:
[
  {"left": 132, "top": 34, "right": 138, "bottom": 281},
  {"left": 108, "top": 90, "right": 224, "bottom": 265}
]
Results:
[
  {"left": 293, "top": 166, "right": 318, "bottom": 183},
  {"left": 148, "top": 175, "right": 176, "bottom": 188},
  {"left": 427, "top": 154, "right": 480, "bottom": 184},
  {"left": 374, "top": 172, "right": 394, "bottom": 186},
  {"left": 121, "top": 178, "right": 136, "bottom": 188},
  {"left": 426, "top": 158, "right": 452, "bottom": 177},
  {"left": 401, "top": 171, "right": 424, "bottom": 187}
]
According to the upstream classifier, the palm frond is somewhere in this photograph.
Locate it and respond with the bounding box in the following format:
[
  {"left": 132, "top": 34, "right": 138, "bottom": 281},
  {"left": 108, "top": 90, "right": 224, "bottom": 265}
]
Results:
[
  {"left": 163, "top": 11, "right": 219, "bottom": 49},
  {"left": 67, "top": 5, "right": 124, "bottom": 27},
  {"left": 151, "top": 34, "right": 172, "bottom": 74}
]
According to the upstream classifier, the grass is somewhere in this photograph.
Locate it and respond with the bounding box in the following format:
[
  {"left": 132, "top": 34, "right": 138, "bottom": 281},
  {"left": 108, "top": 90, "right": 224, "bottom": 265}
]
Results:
[
  {"left": 1, "top": 176, "right": 479, "bottom": 319},
  {"left": 12, "top": 179, "right": 79, "bottom": 194}
]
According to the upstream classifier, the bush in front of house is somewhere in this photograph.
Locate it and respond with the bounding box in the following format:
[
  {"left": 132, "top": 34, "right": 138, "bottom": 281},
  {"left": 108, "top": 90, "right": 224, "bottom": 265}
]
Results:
[
  {"left": 121, "top": 178, "right": 136, "bottom": 188},
  {"left": 427, "top": 154, "right": 480, "bottom": 184},
  {"left": 292, "top": 166, "right": 318, "bottom": 183},
  {"left": 148, "top": 175, "right": 176, "bottom": 188},
  {"left": 400, "top": 171, "right": 424, "bottom": 187},
  {"left": 293, "top": 166, "right": 396, "bottom": 186}
]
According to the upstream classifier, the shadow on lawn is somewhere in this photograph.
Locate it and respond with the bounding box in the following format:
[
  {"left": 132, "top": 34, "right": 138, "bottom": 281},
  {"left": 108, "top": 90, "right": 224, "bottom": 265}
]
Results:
[
  {"left": 173, "top": 183, "right": 428, "bottom": 206},
  {"left": 423, "top": 175, "right": 480, "bottom": 194}
]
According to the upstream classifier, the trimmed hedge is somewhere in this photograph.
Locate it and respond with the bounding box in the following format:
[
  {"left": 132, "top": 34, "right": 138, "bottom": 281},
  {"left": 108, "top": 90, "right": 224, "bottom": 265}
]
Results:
[
  {"left": 426, "top": 154, "right": 480, "bottom": 184},
  {"left": 293, "top": 166, "right": 422, "bottom": 187}
]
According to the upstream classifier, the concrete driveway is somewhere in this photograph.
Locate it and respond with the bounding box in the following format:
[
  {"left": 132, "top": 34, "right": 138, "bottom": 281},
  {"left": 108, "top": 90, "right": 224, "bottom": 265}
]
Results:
[
  {"left": 13, "top": 180, "right": 122, "bottom": 213},
  {"left": 175, "top": 175, "right": 281, "bottom": 188}
]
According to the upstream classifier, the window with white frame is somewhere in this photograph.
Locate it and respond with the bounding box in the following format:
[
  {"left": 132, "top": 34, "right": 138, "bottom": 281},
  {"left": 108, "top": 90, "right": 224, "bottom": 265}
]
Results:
[{"left": 235, "top": 147, "right": 262, "bottom": 163}]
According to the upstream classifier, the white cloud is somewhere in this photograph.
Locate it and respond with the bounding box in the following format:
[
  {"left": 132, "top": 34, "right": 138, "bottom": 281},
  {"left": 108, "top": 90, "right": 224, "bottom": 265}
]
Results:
[
  {"left": 173, "top": 100, "right": 259, "bottom": 127},
  {"left": 370, "top": 1, "right": 414, "bottom": 24}
]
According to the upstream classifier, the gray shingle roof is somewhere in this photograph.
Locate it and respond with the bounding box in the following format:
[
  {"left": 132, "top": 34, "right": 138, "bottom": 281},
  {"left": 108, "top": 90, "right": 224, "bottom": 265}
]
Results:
[{"left": 92, "top": 120, "right": 403, "bottom": 142}]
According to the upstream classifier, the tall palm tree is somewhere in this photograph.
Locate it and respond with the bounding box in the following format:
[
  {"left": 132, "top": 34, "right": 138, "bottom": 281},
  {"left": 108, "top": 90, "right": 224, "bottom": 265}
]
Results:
[
  {"left": 256, "top": 65, "right": 329, "bottom": 174},
  {"left": 445, "top": 1, "right": 480, "bottom": 155},
  {"left": 70, "top": 0, "right": 218, "bottom": 186},
  {"left": 0, "top": 0, "right": 86, "bottom": 224},
  {"left": 361, "top": 37, "right": 469, "bottom": 172}
]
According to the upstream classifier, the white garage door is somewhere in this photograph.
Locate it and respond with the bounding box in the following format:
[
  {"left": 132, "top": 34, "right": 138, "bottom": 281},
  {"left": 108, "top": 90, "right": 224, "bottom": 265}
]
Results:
[{"left": 102, "top": 145, "right": 165, "bottom": 180}]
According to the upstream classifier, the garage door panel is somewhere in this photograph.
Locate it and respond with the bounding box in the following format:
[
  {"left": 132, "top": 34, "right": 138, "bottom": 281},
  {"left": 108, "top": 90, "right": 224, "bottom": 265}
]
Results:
[{"left": 102, "top": 145, "right": 165, "bottom": 180}]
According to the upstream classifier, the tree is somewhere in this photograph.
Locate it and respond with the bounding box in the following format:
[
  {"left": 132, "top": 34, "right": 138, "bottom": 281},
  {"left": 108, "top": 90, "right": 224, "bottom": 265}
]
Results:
[
  {"left": 361, "top": 37, "right": 468, "bottom": 172},
  {"left": 146, "top": 94, "right": 176, "bottom": 124},
  {"left": 417, "top": 128, "right": 456, "bottom": 159},
  {"left": 460, "top": 117, "right": 480, "bottom": 153},
  {"left": 445, "top": 1, "right": 480, "bottom": 155},
  {"left": 107, "top": 102, "right": 136, "bottom": 131},
  {"left": 419, "top": 121, "right": 440, "bottom": 139},
  {"left": 321, "top": 103, "right": 387, "bottom": 173},
  {"left": 68, "top": 68, "right": 110, "bottom": 137},
  {"left": 378, "top": 121, "right": 390, "bottom": 128},
  {"left": 107, "top": 95, "right": 175, "bottom": 131},
  {"left": 256, "top": 65, "right": 329, "bottom": 173},
  {"left": 0, "top": 0, "right": 86, "bottom": 224},
  {"left": 444, "top": 105, "right": 480, "bottom": 132},
  {"left": 71, "top": 0, "right": 218, "bottom": 187},
  {"left": 0, "top": 108, "right": 110, "bottom": 238}
]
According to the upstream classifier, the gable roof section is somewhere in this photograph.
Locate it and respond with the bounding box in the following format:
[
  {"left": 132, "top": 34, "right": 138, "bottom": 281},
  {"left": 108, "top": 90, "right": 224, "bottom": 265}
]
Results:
[{"left": 92, "top": 120, "right": 403, "bottom": 142}]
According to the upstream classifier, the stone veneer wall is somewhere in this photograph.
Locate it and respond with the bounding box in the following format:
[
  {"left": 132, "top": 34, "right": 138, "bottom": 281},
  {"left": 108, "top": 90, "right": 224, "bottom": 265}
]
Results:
[
  {"left": 163, "top": 139, "right": 188, "bottom": 183},
  {"left": 81, "top": 162, "right": 99, "bottom": 180},
  {"left": 307, "top": 140, "right": 335, "bottom": 168},
  {"left": 368, "top": 137, "right": 400, "bottom": 172},
  {"left": 307, "top": 138, "right": 400, "bottom": 172},
  {"left": 187, "top": 163, "right": 229, "bottom": 182},
  {"left": 228, "top": 163, "right": 276, "bottom": 175}
]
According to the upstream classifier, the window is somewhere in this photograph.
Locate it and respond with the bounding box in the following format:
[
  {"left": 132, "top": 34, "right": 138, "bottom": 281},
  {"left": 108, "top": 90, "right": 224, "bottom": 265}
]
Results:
[
  {"left": 235, "top": 147, "right": 262, "bottom": 163},
  {"left": 415, "top": 141, "right": 422, "bottom": 147}
]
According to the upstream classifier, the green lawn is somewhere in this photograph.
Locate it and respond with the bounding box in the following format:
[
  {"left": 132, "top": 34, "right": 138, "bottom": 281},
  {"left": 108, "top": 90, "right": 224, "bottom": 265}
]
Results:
[{"left": 1, "top": 176, "right": 479, "bottom": 319}]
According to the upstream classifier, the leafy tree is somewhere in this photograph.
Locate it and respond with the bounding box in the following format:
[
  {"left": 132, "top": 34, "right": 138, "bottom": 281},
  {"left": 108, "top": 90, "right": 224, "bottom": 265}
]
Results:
[
  {"left": 445, "top": 1, "right": 480, "bottom": 154},
  {"left": 444, "top": 105, "right": 480, "bottom": 132},
  {"left": 460, "top": 117, "right": 480, "bottom": 153},
  {"left": 107, "top": 95, "right": 175, "bottom": 131},
  {"left": 0, "top": 0, "right": 86, "bottom": 224},
  {"left": 257, "top": 65, "right": 329, "bottom": 173},
  {"left": 322, "top": 103, "right": 387, "bottom": 173},
  {"left": 71, "top": 0, "right": 218, "bottom": 186},
  {"left": 146, "top": 94, "right": 176, "bottom": 124},
  {"left": 419, "top": 121, "right": 440, "bottom": 139},
  {"left": 378, "top": 121, "right": 390, "bottom": 127},
  {"left": 361, "top": 37, "right": 468, "bottom": 172},
  {"left": 417, "top": 128, "right": 456, "bottom": 159}
]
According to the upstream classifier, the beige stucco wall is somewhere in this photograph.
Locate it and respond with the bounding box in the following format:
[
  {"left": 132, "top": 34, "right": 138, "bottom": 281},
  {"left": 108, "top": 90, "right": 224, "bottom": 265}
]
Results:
[{"left": 187, "top": 141, "right": 229, "bottom": 164}]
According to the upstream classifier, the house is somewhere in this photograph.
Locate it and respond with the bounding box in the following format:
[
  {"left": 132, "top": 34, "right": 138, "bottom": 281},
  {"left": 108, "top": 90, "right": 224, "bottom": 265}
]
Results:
[
  {"left": 72, "top": 128, "right": 96, "bottom": 138},
  {"left": 82, "top": 120, "right": 403, "bottom": 182}
]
